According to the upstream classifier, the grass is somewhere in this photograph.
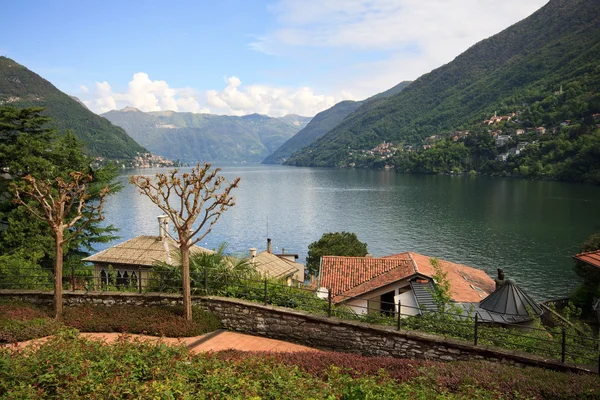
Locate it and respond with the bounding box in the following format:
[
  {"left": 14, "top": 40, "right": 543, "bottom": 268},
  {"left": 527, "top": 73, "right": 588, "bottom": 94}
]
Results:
[
  {"left": 1, "top": 330, "right": 598, "bottom": 399},
  {"left": 0, "top": 300, "right": 221, "bottom": 343}
]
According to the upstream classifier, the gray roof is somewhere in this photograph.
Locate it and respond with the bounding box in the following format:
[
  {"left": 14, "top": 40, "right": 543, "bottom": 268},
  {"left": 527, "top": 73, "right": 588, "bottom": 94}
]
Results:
[
  {"left": 253, "top": 251, "right": 304, "bottom": 282},
  {"left": 410, "top": 280, "right": 438, "bottom": 312},
  {"left": 83, "top": 235, "right": 214, "bottom": 267},
  {"left": 478, "top": 279, "right": 543, "bottom": 320}
]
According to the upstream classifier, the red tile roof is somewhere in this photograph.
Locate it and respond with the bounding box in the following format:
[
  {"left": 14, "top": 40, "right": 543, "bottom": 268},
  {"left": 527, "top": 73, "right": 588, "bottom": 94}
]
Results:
[
  {"left": 319, "top": 252, "right": 495, "bottom": 304},
  {"left": 573, "top": 250, "right": 600, "bottom": 269},
  {"left": 406, "top": 253, "right": 495, "bottom": 302}
]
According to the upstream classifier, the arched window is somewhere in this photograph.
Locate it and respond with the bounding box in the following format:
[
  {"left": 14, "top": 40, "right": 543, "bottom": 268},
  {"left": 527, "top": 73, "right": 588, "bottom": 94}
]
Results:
[
  {"left": 100, "top": 269, "right": 108, "bottom": 286},
  {"left": 116, "top": 270, "right": 124, "bottom": 288},
  {"left": 131, "top": 271, "right": 138, "bottom": 288},
  {"left": 123, "top": 271, "right": 130, "bottom": 287}
]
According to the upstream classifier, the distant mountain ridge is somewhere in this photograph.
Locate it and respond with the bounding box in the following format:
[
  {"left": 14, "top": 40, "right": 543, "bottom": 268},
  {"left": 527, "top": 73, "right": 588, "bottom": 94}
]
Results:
[
  {"left": 286, "top": 0, "right": 600, "bottom": 167},
  {"left": 102, "top": 108, "right": 310, "bottom": 163},
  {"left": 262, "top": 81, "right": 411, "bottom": 164},
  {"left": 0, "top": 56, "right": 147, "bottom": 159}
]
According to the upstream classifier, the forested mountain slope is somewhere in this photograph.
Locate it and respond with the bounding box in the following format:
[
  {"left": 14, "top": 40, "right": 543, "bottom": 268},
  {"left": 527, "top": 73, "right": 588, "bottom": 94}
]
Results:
[
  {"left": 263, "top": 81, "right": 410, "bottom": 164},
  {"left": 0, "top": 57, "right": 146, "bottom": 159},
  {"left": 286, "top": 0, "right": 600, "bottom": 168},
  {"left": 103, "top": 108, "right": 304, "bottom": 163}
]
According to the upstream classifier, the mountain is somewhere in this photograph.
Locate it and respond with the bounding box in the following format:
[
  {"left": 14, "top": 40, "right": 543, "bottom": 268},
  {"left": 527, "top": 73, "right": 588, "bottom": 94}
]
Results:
[
  {"left": 286, "top": 0, "right": 600, "bottom": 167},
  {"left": 263, "top": 81, "right": 411, "bottom": 164},
  {"left": 0, "top": 57, "right": 146, "bottom": 159},
  {"left": 102, "top": 108, "right": 305, "bottom": 163},
  {"left": 277, "top": 114, "right": 312, "bottom": 130}
]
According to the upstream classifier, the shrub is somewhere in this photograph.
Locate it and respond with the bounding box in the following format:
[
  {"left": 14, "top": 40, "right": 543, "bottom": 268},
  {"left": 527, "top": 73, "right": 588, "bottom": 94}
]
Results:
[
  {"left": 2, "top": 335, "right": 598, "bottom": 400},
  {"left": 0, "top": 301, "right": 221, "bottom": 342},
  {"left": 62, "top": 305, "right": 221, "bottom": 337}
]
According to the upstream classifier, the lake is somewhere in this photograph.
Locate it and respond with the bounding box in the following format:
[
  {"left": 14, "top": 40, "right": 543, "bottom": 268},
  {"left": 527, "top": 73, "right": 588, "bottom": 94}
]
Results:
[{"left": 99, "top": 164, "right": 600, "bottom": 300}]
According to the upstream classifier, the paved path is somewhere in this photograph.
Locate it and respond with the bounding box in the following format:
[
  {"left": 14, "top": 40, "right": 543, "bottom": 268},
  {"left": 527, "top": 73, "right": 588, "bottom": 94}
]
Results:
[{"left": 6, "top": 330, "right": 320, "bottom": 353}]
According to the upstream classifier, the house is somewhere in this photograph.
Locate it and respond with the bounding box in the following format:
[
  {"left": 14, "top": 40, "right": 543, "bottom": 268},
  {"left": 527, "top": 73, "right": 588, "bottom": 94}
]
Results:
[
  {"left": 535, "top": 126, "right": 546, "bottom": 135},
  {"left": 83, "top": 216, "right": 213, "bottom": 290},
  {"left": 317, "top": 252, "right": 495, "bottom": 316},
  {"left": 573, "top": 249, "right": 600, "bottom": 270},
  {"left": 573, "top": 250, "right": 600, "bottom": 323},
  {"left": 496, "top": 135, "right": 511, "bottom": 147},
  {"left": 249, "top": 238, "right": 305, "bottom": 285}
]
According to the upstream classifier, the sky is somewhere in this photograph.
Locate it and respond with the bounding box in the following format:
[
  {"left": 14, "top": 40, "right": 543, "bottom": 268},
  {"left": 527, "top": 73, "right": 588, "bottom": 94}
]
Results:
[{"left": 2, "top": 0, "right": 548, "bottom": 118}]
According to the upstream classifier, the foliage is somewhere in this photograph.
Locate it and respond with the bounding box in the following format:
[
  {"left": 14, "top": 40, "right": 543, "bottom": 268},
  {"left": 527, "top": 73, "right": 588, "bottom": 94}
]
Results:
[
  {"left": 0, "top": 107, "right": 121, "bottom": 301},
  {"left": 0, "top": 301, "right": 220, "bottom": 343},
  {"left": 571, "top": 232, "right": 600, "bottom": 312},
  {"left": 263, "top": 82, "right": 411, "bottom": 164},
  {"left": 149, "top": 242, "right": 258, "bottom": 294},
  {"left": 429, "top": 258, "right": 452, "bottom": 310},
  {"left": 1, "top": 333, "right": 599, "bottom": 399},
  {"left": 286, "top": 0, "right": 600, "bottom": 182},
  {"left": 306, "top": 231, "right": 369, "bottom": 276},
  {"left": 0, "top": 56, "right": 146, "bottom": 159}
]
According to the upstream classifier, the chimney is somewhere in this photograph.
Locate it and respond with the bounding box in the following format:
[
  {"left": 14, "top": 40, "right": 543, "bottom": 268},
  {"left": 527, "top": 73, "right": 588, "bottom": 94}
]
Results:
[
  {"left": 249, "top": 248, "right": 257, "bottom": 265},
  {"left": 281, "top": 248, "right": 285, "bottom": 254},
  {"left": 495, "top": 268, "right": 505, "bottom": 290},
  {"left": 267, "top": 238, "right": 272, "bottom": 254},
  {"left": 157, "top": 215, "right": 169, "bottom": 240}
]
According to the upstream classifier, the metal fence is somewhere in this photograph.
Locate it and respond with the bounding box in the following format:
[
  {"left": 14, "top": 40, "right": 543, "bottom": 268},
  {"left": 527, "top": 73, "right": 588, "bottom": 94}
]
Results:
[{"left": 1, "top": 265, "right": 599, "bottom": 372}]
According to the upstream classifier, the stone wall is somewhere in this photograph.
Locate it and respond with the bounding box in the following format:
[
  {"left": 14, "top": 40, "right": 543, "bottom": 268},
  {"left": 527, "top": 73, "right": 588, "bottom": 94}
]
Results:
[{"left": 0, "top": 290, "right": 591, "bottom": 373}]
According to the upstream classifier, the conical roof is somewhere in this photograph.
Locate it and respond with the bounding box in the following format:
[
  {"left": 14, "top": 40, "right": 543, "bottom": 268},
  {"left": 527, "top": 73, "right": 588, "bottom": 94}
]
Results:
[{"left": 479, "top": 279, "right": 543, "bottom": 317}]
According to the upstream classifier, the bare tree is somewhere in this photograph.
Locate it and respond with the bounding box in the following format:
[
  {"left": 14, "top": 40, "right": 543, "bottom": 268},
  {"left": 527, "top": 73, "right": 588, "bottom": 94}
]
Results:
[
  {"left": 11, "top": 172, "right": 109, "bottom": 318},
  {"left": 129, "top": 163, "right": 240, "bottom": 320}
]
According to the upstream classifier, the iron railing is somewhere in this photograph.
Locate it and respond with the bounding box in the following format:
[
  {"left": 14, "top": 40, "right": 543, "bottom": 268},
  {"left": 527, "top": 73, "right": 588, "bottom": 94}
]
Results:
[{"left": 1, "top": 265, "right": 599, "bottom": 372}]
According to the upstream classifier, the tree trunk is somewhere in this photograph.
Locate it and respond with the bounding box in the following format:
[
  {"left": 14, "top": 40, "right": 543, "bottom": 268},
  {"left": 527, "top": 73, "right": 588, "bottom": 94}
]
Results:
[
  {"left": 180, "top": 242, "right": 192, "bottom": 321},
  {"left": 54, "top": 230, "right": 64, "bottom": 320}
]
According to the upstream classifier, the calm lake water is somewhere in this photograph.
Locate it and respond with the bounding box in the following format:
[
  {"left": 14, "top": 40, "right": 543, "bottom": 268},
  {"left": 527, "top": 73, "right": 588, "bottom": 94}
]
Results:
[{"left": 99, "top": 164, "right": 600, "bottom": 300}]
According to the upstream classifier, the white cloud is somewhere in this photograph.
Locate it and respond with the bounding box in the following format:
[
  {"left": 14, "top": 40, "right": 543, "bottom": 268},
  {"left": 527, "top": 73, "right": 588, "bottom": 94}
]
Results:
[
  {"left": 205, "top": 75, "right": 356, "bottom": 117},
  {"left": 79, "top": 85, "right": 88, "bottom": 93},
  {"left": 83, "top": 73, "right": 206, "bottom": 114},
  {"left": 82, "top": 72, "right": 353, "bottom": 117},
  {"left": 252, "top": 0, "right": 548, "bottom": 97}
]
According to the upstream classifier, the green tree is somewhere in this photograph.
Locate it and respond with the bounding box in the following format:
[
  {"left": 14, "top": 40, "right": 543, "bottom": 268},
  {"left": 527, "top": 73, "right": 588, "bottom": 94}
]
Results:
[
  {"left": 0, "top": 106, "right": 120, "bottom": 281},
  {"left": 571, "top": 233, "right": 600, "bottom": 313},
  {"left": 306, "top": 232, "right": 368, "bottom": 276}
]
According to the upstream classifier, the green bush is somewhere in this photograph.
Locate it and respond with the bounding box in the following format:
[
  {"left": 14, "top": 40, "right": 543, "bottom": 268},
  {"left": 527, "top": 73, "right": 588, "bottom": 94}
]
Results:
[
  {"left": 0, "top": 301, "right": 221, "bottom": 342},
  {"left": 1, "top": 332, "right": 599, "bottom": 399}
]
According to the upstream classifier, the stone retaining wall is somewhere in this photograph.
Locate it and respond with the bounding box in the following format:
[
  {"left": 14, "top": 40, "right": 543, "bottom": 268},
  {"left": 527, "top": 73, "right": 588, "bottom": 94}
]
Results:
[{"left": 0, "top": 290, "right": 591, "bottom": 374}]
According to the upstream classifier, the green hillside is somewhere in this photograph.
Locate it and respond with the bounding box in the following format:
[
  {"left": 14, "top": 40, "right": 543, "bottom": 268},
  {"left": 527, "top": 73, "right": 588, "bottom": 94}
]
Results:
[
  {"left": 286, "top": 0, "right": 600, "bottom": 168},
  {"left": 0, "top": 57, "right": 147, "bottom": 159},
  {"left": 102, "top": 108, "right": 304, "bottom": 163},
  {"left": 263, "top": 81, "right": 410, "bottom": 164}
]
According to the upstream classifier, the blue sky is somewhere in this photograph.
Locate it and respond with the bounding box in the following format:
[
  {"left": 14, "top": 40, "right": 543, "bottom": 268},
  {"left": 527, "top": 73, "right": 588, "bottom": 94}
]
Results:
[{"left": 2, "top": 0, "right": 548, "bottom": 117}]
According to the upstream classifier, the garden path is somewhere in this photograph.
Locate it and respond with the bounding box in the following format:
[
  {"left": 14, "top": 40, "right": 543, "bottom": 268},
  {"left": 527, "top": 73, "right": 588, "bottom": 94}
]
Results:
[{"left": 6, "top": 329, "right": 321, "bottom": 353}]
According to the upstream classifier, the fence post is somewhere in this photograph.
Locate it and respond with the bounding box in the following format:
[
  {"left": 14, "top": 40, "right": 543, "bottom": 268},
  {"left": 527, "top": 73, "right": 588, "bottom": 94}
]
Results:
[
  {"left": 138, "top": 267, "right": 142, "bottom": 294},
  {"left": 561, "top": 327, "right": 566, "bottom": 363},
  {"left": 397, "top": 299, "right": 402, "bottom": 331},
  {"left": 204, "top": 267, "right": 208, "bottom": 295},
  {"left": 71, "top": 264, "right": 76, "bottom": 291},
  {"left": 263, "top": 278, "right": 268, "bottom": 305},
  {"left": 327, "top": 289, "right": 332, "bottom": 317},
  {"left": 474, "top": 314, "right": 479, "bottom": 345}
]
